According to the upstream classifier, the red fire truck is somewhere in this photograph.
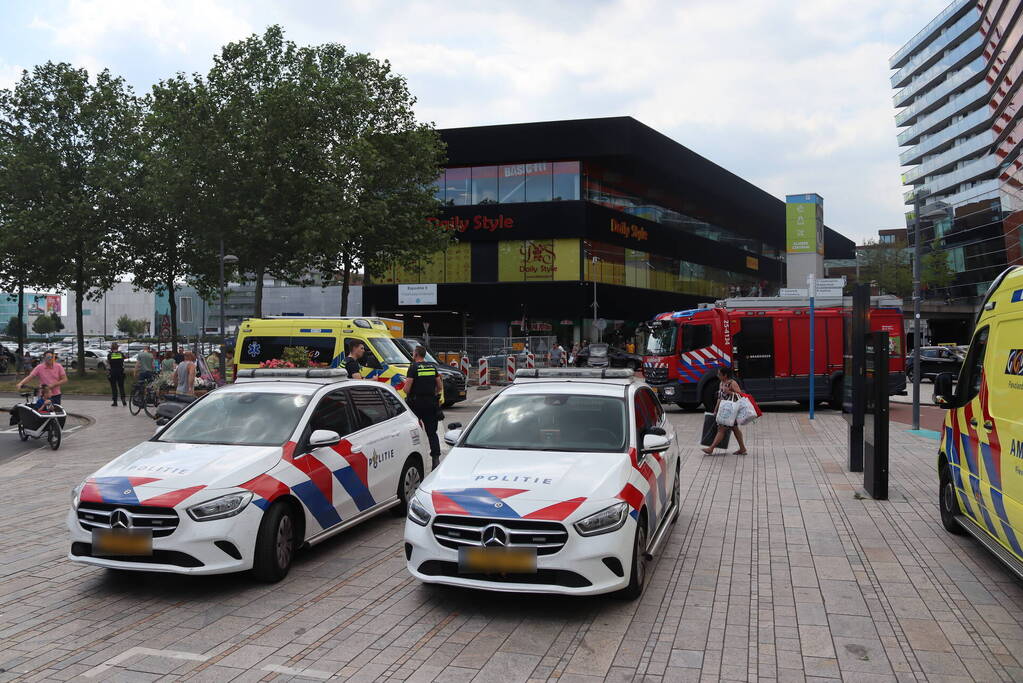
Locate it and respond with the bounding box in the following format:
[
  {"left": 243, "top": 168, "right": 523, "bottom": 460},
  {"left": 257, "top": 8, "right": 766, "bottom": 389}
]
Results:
[{"left": 641, "top": 295, "right": 907, "bottom": 410}]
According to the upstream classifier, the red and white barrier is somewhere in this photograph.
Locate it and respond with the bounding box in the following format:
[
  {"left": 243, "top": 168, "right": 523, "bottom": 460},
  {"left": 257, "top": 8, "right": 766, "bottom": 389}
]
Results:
[
  {"left": 526, "top": 353, "right": 535, "bottom": 369},
  {"left": 478, "top": 357, "right": 489, "bottom": 387},
  {"left": 460, "top": 355, "right": 470, "bottom": 375},
  {"left": 507, "top": 355, "right": 516, "bottom": 382},
  {"left": 449, "top": 360, "right": 458, "bottom": 368}
]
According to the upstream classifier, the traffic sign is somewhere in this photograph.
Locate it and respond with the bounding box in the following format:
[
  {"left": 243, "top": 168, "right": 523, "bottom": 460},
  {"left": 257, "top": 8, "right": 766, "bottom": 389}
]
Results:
[{"left": 595, "top": 318, "right": 607, "bottom": 330}]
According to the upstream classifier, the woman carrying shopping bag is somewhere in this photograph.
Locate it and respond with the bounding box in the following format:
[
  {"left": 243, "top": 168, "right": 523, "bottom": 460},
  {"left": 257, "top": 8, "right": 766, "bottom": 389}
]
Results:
[{"left": 702, "top": 366, "right": 749, "bottom": 455}]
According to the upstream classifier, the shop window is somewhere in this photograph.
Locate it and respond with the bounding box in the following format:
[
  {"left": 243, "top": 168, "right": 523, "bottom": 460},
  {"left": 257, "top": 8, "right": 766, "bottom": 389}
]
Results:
[
  {"left": 471, "top": 166, "right": 498, "bottom": 204},
  {"left": 524, "top": 163, "right": 553, "bottom": 202},
  {"left": 553, "top": 161, "right": 580, "bottom": 200},
  {"left": 499, "top": 164, "right": 525, "bottom": 203},
  {"left": 445, "top": 167, "right": 471, "bottom": 206}
]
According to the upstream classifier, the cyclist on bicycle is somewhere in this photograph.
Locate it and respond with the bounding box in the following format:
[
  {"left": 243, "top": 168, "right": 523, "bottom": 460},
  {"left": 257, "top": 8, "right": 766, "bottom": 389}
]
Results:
[{"left": 134, "top": 345, "right": 157, "bottom": 384}]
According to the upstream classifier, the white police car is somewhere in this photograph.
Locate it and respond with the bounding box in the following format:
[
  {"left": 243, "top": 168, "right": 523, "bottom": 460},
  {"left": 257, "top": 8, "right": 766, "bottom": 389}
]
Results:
[
  {"left": 68, "top": 369, "right": 427, "bottom": 581},
  {"left": 404, "top": 368, "right": 680, "bottom": 598}
]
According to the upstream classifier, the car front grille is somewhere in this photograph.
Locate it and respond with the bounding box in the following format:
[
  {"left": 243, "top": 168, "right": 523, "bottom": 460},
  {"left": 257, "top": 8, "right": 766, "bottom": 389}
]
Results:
[
  {"left": 644, "top": 367, "right": 668, "bottom": 383},
  {"left": 71, "top": 542, "right": 202, "bottom": 568},
  {"left": 77, "top": 503, "right": 180, "bottom": 538},
  {"left": 432, "top": 515, "right": 568, "bottom": 556},
  {"left": 417, "top": 560, "right": 591, "bottom": 588}
]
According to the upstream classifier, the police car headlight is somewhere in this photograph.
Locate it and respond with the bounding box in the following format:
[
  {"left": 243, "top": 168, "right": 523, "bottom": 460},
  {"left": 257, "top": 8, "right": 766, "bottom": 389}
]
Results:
[
  {"left": 407, "top": 495, "right": 431, "bottom": 527},
  {"left": 187, "top": 492, "right": 253, "bottom": 522},
  {"left": 574, "top": 502, "right": 630, "bottom": 537},
  {"left": 71, "top": 482, "right": 84, "bottom": 508}
]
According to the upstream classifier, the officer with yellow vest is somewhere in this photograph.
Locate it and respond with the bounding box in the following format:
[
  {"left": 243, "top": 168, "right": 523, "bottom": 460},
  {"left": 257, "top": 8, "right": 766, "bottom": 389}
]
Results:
[
  {"left": 107, "top": 343, "right": 127, "bottom": 407},
  {"left": 405, "top": 345, "right": 443, "bottom": 468}
]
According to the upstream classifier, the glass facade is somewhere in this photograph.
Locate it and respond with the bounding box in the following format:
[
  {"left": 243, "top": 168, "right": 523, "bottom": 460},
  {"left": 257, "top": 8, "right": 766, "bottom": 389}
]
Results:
[
  {"left": 376, "top": 243, "right": 472, "bottom": 284},
  {"left": 433, "top": 161, "right": 580, "bottom": 206},
  {"left": 582, "top": 241, "right": 770, "bottom": 298}
]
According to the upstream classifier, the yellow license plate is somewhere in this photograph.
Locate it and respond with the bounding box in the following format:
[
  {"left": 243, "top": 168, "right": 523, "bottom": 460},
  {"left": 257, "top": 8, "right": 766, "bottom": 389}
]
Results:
[
  {"left": 92, "top": 529, "right": 152, "bottom": 556},
  {"left": 458, "top": 547, "right": 537, "bottom": 574}
]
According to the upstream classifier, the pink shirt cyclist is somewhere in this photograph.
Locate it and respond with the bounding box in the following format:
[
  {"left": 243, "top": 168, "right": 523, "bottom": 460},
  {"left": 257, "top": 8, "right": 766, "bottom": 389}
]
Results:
[{"left": 17, "top": 351, "right": 68, "bottom": 404}]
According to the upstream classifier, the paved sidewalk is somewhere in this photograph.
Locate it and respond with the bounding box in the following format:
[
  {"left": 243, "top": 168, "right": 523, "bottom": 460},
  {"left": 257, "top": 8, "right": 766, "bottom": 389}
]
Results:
[{"left": 0, "top": 403, "right": 1021, "bottom": 681}]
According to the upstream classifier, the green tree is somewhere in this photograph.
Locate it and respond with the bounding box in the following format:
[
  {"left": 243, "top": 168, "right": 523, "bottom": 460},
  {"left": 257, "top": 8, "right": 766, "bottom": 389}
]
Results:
[
  {"left": 115, "top": 314, "right": 137, "bottom": 336},
  {"left": 922, "top": 238, "right": 956, "bottom": 294},
  {"left": 858, "top": 238, "right": 913, "bottom": 298},
  {"left": 204, "top": 26, "right": 324, "bottom": 316},
  {"left": 297, "top": 42, "right": 448, "bottom": 314},
  {"left": 49, "top": 311, "right": 64, "bottom": 332},
  {"left": 0, "top": 63, "right": 143, "bottom": 376},
  {"left": 31, "top": 314, "right": 54, "bottom": 335},
  {"left": 4, "top": 315, "right": 26, "bottom": 338},
  {"left": 127, "top": 74, "right": 220, "bottom": 353}
]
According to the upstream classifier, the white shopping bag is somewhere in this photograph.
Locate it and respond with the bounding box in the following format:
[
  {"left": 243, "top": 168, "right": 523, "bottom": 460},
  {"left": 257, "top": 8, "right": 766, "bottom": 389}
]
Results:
[
  {"left": 736, "top": 395, "right": 757, "bottom": 426},
  {"left": 716, "top": 394, "right": 739, "bottom": 427}
]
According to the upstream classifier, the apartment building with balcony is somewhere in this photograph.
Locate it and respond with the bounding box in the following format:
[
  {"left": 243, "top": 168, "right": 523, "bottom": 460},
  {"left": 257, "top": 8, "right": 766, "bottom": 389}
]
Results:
[{"left": 891, "top": 0, "right": 1023, "bottom": 301}]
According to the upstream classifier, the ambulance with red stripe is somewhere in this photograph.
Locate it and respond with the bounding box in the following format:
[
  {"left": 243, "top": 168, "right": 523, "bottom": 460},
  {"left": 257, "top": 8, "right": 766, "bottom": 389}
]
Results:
[
  {"left": 642, "top": 296, "right": 906, "bottom": 410},
  {"left": 404, "top": 368, "right": 680, "bottom": 598},
  {"left": 68, "top": 369, "right": 427, "bottom": 581},
  {"left": 936, "top": 266, "right": 1023, "bottom": 576}
]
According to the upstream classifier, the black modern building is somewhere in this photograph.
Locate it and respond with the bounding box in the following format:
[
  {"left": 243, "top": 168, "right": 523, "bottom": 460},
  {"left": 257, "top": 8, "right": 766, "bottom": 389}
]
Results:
[{"left": 365, "top": 116, "right": 855, "bottom": 341}]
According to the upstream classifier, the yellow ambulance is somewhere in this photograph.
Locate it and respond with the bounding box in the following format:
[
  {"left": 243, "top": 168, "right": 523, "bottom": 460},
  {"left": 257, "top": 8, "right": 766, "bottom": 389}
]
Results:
[
  {"left": 234, "top": 317, "right": 419, "bottom": 397},
  {"left": 936, "top": 265, "right": 1023, "bottom": 575}
]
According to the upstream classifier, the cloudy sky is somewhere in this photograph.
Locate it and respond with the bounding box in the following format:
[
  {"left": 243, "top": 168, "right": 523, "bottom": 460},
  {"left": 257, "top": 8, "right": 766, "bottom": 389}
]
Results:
[{"left": 1, "top": 0, "right": 950, "bottom": 243}]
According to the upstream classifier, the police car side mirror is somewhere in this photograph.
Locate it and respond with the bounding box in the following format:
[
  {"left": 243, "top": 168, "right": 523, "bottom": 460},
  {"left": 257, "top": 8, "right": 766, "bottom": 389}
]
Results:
[
  {"left": 309, "top": 429, "right": 342, "bottom": 449},
  {"left": 642, "top": 433, "right": 671, "bottom": 454},
  {"left": 444, "top": 428, "right": 462, "bottom": 446},
  {"left": 933, "top": 372, "right": 955, "bottom": 409},
  {"left": 447, "top": 422, "right": 462, "bottom": 430}
]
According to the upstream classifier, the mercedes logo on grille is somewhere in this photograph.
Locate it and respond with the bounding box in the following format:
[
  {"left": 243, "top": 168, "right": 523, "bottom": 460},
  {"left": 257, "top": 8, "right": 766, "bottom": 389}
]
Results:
[
  {"left": 110, "top": 509, "right": 132, "bottom": 529},
  {"left": 481, "top": 524, "right": 507, "bottom": 548}
]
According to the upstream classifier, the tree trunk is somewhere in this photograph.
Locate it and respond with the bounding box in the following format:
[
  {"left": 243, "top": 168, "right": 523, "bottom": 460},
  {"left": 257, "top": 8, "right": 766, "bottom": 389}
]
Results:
[
  {"left": 16, "top": 282, "right": 24, "bottom": 373},
  {"left": 75, "top": 281, "right": 86, "bottom": 378},
  {"left": 167, "top": 277, "right": 178, "bottom": 354},
  {"left": 254, "top": 266, "right": 264, "bottom": 318},
  {"left": 340, "top": 257, "right": 351, "bottom": 316}
]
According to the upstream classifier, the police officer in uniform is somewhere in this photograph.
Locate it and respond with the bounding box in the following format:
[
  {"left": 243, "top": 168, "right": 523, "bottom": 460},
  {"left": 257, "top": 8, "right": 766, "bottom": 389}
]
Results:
[
  {"left": 405, "top": 345, "right": 443, "bottom": 468},
  {"left": 342, "top": 341, "right": 365, "bottom": 379},
  {"left": 107, "top": 343, "right": 127, "bottom": 406}
]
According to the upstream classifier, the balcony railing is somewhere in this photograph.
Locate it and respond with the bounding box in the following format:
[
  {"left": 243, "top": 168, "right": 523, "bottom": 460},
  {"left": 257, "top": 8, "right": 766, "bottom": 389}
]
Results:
[
  {"left": 890, "top": 0, "right": 973, "bottom": 69},
  {"left": 897, "top": 80, "right": 987, "bottom": 146},
  {"left": 895, "top": 56, "right": 985, "bottom": 127},
  {"left": 902, "top": 130, "right": 994, "bottom": 184},
  {"left": 890, "top": 7, "right": 981, "bottom": 88},
  {"left": 893, "top": 33, "right": 984, "bottom": 108},
  {"left": 900, "top": 106, "right": 990, "bottom": 165}
]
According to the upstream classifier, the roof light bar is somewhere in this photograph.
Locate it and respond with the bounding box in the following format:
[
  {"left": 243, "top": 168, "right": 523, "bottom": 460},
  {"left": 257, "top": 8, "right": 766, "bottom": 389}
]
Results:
[
  {"left": 513, "top": 368, "right": 634, "bottom": 382},
  {"left": 235, "top": 368, "right": 349, "bottom": 380}
]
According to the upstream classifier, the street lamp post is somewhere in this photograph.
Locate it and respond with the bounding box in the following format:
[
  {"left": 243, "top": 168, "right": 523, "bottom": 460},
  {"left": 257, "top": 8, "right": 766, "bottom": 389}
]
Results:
[
  {"left": 218, "top": 239, "right": 239, "bottom": 383},
  {"left": 910, "top": 190, "right": 929, "bottom": 431}
]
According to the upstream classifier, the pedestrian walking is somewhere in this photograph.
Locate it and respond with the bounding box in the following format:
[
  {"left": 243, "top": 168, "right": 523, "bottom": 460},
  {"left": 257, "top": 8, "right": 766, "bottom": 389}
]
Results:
[
  {"left": 342, "top": 341, "right": 365, "bottom": 379},
  {"left": 702, "top": 366, "right": 749, "bottom": 455},
  {"left": 174, "top": 351, "right": 196, "bottom": 396},
  {"left": 551, "top": 341, "right": 565, "bottom": 367},
  {"left": 16, "top": 350, "right": 67, "bottom": 405},
  {"left": 405, "top": 345, "right": 443, "bottom": 469},
  {"left": 107, "top": 343, "right": 127, "bottom": 406}
]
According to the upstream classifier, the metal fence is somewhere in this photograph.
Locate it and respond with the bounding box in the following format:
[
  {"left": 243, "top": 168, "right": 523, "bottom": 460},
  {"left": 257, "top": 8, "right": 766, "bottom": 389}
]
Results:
[{"left": 426, "top": 335, "right": 559, "bottom": 385}]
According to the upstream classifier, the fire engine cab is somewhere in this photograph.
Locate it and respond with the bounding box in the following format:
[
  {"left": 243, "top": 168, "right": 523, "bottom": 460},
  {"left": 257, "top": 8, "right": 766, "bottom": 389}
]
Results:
[{"left": 642, "top": 295, "right": 907, "bottom": 410}]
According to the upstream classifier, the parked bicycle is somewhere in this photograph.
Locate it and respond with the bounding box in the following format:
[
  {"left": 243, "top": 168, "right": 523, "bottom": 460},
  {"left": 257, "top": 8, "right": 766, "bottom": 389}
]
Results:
[{"left": 128, "top": 374, "right": 161, "bottom": 419}]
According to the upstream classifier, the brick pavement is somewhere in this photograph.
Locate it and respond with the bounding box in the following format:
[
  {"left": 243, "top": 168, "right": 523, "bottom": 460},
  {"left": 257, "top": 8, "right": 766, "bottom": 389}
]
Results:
[{"left": 0, "top": 399, "right": 1021, "bottom": 681}]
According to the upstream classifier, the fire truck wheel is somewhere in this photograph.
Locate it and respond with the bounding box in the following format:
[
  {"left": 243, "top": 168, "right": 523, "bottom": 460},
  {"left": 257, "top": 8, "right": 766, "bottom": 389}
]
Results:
[{"left": 701, "top": 381, "right": 719, "bottom": 412}]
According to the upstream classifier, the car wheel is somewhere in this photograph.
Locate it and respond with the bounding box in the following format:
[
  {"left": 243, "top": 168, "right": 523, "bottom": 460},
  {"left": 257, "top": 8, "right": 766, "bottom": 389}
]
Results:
[
  {"left": 671, "top": 466, "right": 680, "bottom": 524},
  {"left": 47, "top": 422, "right": 61, "bottom": 450},
  {"left": 17, "top": 423, "right": 27, "bottom": 441},
  {"left": 252, "top": 501, "right": 297, "bottom": 582},
  {"left": 97, "top": 362, "right": 105, "bottom": 371},
  {"left": 701, "top": 381, "right": 719, "bottom": 412},
  {"left": 70, "top": 361, "right": 77, "bottom": 370},
  {"left": 618, "top": 512, "right": 649, "bottom": 600},
  {"left": 939, "top": 463, "right": 964, "bottom": 535},
  {"left": 392, "top": 457, "right": 424, "bottom": 516}
]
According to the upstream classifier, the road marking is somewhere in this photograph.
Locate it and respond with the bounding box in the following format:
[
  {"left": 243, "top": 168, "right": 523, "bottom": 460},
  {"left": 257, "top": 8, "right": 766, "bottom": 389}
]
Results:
[
  {"left": 81, "top": 646, "right": 209, "bottom": 678},
  {"left": 263, "top": 664, "right": 334, "bottom": 679}
]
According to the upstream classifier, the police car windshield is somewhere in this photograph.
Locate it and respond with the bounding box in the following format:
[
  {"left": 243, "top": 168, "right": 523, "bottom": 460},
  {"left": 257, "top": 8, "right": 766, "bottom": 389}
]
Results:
[
  {"left": 156, "top": 392, "right": 309, "bottom": 447},
  {"left": 462, "top": 393, "right": 627, "bottom": 452},
  {"left": 368, "top": 337, "right": 409, "bottom": 365}
]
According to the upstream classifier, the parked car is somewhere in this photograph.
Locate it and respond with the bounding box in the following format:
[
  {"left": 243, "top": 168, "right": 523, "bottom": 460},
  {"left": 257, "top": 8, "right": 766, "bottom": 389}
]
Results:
[
  {"left": 393, "top": 338, "right": 466, "bottom": 407},
  {"left": 66, "top": 349, "right": 108, "bottom": 371},
  {"left": 906, "top": 346, "right": 963, "bottom": 382},
  {"left": 68, "top": 368, "right": 429, "bottom": 580},
  {"left": 481, "top": 347, "right": 530, "bottom": 368},
  {"left": 405, "top": 367, "right": 680, "bottom": 598},
  {"left": 574, "top": 344, "right": 642, "bottom": 370}
]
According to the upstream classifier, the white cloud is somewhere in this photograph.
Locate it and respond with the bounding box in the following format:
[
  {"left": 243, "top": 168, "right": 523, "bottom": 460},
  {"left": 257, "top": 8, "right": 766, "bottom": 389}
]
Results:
[{"left": 14, "top": 0, "right": 950, "bottom": 243}]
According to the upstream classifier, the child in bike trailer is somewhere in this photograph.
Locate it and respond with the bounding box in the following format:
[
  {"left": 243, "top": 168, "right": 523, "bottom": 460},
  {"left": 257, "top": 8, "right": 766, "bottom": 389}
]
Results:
[{"left": 34, "top": 385, "right": 55, "bottom": 413}]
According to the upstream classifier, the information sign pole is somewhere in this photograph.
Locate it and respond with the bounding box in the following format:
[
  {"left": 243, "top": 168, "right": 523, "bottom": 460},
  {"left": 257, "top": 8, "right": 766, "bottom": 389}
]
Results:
[{"left": 808, "top": 273, "right": 815, "bottom": 420}]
